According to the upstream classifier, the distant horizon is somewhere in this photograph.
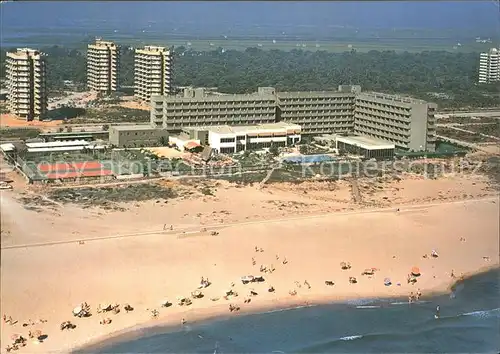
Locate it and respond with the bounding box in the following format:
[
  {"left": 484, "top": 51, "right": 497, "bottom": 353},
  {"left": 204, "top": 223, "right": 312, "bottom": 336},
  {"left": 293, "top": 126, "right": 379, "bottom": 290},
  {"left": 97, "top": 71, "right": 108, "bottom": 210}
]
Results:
[
  {"left": 2, "top": 1, "right": 499, "bottom": 32},
  {"left": 1, "top": 1, "right": 499, "bottom": 52}
]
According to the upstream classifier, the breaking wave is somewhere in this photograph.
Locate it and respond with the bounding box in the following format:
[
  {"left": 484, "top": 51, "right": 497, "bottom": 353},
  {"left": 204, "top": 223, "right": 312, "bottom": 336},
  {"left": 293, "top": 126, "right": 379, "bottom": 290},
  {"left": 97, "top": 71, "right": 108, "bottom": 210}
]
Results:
[{"left": 76, "top": 268, "right": 500, "bottom": 354}]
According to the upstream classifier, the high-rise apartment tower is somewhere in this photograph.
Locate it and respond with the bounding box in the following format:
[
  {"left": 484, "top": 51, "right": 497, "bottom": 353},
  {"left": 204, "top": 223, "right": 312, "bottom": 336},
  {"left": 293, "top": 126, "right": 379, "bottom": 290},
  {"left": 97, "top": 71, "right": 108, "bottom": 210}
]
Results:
[
  {"left": 6, "top": 48, "right": 47, "bottom": 121},
  {"left": 134, "top": 45, "right": 173, "bottom": 101},
  {"left": 479, "top": 48, "right": 500, "bottom": 83},
  {"left": 87, "top": 38, "right": 120, "bottom": 95}
]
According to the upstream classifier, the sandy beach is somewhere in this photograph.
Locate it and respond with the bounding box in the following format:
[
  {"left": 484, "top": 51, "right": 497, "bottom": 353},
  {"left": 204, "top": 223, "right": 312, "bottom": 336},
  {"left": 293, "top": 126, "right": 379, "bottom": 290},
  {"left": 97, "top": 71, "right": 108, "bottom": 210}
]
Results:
[{"left": 1, "top": 176, "right": 498, "bottom": 353}]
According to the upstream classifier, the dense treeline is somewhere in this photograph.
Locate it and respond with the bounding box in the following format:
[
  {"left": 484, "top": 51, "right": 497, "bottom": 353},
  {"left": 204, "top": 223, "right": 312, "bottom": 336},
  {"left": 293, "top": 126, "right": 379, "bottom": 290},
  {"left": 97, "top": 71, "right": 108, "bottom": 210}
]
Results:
[{"left": 1, "top": 45, "right": 498, "bottom": 109}]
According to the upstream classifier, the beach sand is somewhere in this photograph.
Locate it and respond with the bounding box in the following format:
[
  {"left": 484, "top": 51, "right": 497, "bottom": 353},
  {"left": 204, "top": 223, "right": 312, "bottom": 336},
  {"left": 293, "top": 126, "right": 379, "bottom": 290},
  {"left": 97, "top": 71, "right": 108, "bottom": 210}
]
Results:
[{"left": 1, "top": 187, "right": 498, "bottom": 353}]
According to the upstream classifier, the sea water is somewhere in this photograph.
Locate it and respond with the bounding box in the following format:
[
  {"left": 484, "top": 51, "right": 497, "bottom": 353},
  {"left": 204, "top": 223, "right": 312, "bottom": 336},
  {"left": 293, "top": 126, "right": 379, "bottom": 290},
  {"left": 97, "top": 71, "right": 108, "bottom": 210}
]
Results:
[{"left": 76, "top": 269, "right": 500, "bottom": 353}]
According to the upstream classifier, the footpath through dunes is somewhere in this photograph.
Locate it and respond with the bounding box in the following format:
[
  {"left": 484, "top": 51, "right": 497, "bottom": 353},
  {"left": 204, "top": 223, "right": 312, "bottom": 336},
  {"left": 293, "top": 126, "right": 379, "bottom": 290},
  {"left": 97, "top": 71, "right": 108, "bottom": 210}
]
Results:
[
  {"left": 1, "top": 195, "right": 498, "bottom": 250},
  {"left": 1, "top": 171, "right": 496, "bottom": 248},
  {"left": 1, "top": 195, "right": 498, "bottom": 354}
]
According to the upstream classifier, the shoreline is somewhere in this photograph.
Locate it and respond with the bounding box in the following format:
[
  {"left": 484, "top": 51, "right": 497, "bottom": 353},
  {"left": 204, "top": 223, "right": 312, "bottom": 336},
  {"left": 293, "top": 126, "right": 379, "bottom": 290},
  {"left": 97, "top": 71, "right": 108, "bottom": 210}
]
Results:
[
  {"left": 73, "top": 264, "right": 499, "bottom": 353},
  {"left": 1, "top": 186, "right": 498, "bottom": 354}
]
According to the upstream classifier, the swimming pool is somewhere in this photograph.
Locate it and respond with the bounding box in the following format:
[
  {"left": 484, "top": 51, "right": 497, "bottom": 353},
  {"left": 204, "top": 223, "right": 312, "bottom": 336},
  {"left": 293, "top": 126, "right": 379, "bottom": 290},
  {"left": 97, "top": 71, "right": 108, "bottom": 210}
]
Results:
[{"left": 282, "top": 154, "right": 336, "bottom": 163}]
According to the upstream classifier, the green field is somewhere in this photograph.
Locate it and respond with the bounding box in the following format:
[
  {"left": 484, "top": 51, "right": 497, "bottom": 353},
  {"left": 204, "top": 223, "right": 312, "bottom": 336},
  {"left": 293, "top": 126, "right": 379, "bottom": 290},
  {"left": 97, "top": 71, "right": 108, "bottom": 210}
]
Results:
[
  {"left": 4, "top": 25, "right": 497, "bottom": 53},
  {"left": 6, "top": 36, "right": 495, "bottom": 53}
]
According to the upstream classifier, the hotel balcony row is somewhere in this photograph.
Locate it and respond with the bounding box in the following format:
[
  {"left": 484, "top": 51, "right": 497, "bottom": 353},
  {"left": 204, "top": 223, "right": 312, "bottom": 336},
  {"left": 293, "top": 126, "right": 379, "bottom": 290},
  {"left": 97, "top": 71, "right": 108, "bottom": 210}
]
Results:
[
  {"left": 354, "top": 126, "right": 410, "bottom": 145},
  {"left": 355, "top": 101, "right": 412, "bottom": 115},
  {"left": 354, "top": 108, "right": 412, "bottom": 125},
  {"left": 354, "top": 117, "right": 411, "bottom": 135}
]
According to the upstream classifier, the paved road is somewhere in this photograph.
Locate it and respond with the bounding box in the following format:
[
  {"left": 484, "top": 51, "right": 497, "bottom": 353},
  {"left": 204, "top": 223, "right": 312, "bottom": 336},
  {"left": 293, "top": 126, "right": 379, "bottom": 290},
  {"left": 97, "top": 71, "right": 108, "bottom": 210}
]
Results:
[
  {"left": 1, "top": 195, "right": 497, "bottom": 250},
  {"left": 437, "top": 122, "right": 498, "bottom": 127},
  {"left": 436, "top": 111, "right": 500, "bottom": 119}
]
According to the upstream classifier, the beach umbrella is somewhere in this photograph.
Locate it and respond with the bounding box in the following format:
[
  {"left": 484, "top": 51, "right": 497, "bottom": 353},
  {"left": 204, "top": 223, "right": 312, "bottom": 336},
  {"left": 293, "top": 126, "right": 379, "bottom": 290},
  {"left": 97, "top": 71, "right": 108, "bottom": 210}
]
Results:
[
  {"left": 384, "top": 278, "right": 392, "bottom": 286},
  {"left": 411, "top": 266, "right": 421, "bottom": 276}
]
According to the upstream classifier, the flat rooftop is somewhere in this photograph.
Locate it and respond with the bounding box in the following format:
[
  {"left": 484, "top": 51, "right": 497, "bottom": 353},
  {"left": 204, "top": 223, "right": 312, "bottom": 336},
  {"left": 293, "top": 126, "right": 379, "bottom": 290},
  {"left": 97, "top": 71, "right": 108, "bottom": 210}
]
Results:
[
  {"left": 278, "top": 91, "right": 354, "bottom": 98},
  {"left": 336, "top": 135, "right": 395, "bottom": 150},
  {"left": 186, "top": 122, "right": 301, "bottom": 135},
  {"left": 25, "top": 140, "right": 91, "bottom": 148},
  {"left": 27, "top": 146, "right": 106, "bottom": 153},
  {"left": 7, "top": 48, "right": 44, "bottom": 59},
  {"left": 110, "top": 125, "right": 158, "bottom": 131},
  {"left": 359, "top": 92, "right": 430, "bottom": 105},
  {"left": 154, "top": 91, "right": 276, "bottom": 102}
]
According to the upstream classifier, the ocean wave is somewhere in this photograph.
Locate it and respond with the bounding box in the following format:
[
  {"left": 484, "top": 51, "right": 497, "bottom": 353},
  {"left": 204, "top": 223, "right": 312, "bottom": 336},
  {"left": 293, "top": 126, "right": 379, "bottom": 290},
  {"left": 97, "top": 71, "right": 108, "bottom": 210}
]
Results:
[
  {"left": 356, "top": 305, "right": 381, "bottom": 309},
  {"left": 345, "top": 298, "right": 378, "bottom": 306},
  {"left": 461, "top": 308, "right": 500, "bottom": 319},
  {"left": 262, "top": 303, "right": 316, "bottom": 315},
  {"left": 294, "top": 332, "right": 392, "bottom": 352},
  {"left": 339, "top": 335, "right": 363, "bottom": 341},
  {"left": 416, "top": 307, "right": 500, "bottom": 327},
  {"left": 390, "top": 300, "right": 430, "bottom": 305}
]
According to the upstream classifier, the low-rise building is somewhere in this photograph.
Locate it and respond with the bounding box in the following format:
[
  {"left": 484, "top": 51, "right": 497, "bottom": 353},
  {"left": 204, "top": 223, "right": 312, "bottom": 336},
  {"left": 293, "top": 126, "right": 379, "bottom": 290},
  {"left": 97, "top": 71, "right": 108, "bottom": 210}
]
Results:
[
  {"left": 109, "top": 125, "right": 169, "bottom": 148},
  {"left": 335, "top": 135, "right": 395, "bottom": 159},
  {"left": 22, "top": 140, "right": 107, "bottom": 155},
  {"left": 181, "top": 122, "right": 301, "bottom": 154}
]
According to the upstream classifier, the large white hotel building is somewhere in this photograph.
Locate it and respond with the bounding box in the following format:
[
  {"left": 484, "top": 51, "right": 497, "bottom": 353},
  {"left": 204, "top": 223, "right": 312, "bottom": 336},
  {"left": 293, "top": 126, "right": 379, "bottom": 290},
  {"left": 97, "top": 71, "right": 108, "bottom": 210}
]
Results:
[
  {"left": 479, "top": 48, "right": 500, "bottom": 84},
  {"left": 151, "top": 86, "right": 437, "bottom": 152},
  {"left": 5, "top": 48, "right": 47, "bottom": 121}
]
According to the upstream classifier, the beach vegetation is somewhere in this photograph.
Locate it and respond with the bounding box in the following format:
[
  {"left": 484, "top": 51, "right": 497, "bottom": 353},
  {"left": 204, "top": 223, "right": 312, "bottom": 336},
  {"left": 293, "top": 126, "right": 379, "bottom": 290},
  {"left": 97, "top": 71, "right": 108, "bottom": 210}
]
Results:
[
  {"left": 47, "top": 183, "right": 178, "bottom": 208},
  {"left": 0, "top": 128, "right": 41, "bottom": 140}
]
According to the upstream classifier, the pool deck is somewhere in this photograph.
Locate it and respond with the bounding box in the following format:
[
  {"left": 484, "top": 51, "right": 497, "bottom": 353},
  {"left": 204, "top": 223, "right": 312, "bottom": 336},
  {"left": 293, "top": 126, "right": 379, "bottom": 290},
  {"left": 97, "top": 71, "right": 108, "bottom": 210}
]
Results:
[{"left": 281, "top": 153, "right": 337, "bottom": 163}]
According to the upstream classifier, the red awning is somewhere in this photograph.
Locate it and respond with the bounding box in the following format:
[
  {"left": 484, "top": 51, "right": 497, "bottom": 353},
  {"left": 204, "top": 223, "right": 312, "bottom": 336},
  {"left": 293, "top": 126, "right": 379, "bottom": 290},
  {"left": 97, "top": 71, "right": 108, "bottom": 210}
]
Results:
[{"left": 185, "top": 141, "right": 201, "bottom": 150}]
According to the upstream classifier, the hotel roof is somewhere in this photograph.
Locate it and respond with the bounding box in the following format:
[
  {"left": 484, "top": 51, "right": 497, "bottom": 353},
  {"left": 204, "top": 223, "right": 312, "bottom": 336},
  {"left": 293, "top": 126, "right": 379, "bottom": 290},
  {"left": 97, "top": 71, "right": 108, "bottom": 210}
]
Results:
[
  {"left": 336, "top": 135, "right": 395, "bottom": 150},
  {"left": 25, "top": 140, "right": 90, "bottom": 148},
  {"left": 110, "top": 125, "right": 159, "bottom": 131},
  {"left": 186, "top": 122, "right": 301, "bottom": 135}
]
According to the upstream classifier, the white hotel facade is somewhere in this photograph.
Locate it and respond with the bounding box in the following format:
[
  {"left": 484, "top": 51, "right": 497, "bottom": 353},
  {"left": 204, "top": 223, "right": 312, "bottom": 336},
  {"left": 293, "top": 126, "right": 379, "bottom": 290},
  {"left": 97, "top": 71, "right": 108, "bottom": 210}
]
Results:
[
  {"left": 181, "top": 122, "right": 302, "bottom": 154},
  {"left": 479, "top": 48, "right": 500, "bottom": 83}
]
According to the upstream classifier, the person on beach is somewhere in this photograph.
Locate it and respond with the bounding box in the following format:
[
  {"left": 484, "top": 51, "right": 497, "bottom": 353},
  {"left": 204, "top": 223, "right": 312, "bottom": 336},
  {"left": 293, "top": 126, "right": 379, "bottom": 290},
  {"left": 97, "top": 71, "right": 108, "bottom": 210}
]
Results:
[
  {"left": 416, "top": 289, "right": 422, "bottom": 300},
  {"left": 435, "top": 305, "right": 440, "bottom": 319},
  {"left": 408, "top": 292, "right": 414, "bottom": 304},
  {"left": 181, "top": 318, "right": 187, "bottom": 325},
  {"left": 304, "top": 280, "right": 311, "bottom": 289},
  {"left": 450, "top": 269, "right": 455, "bottom": 278}
]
